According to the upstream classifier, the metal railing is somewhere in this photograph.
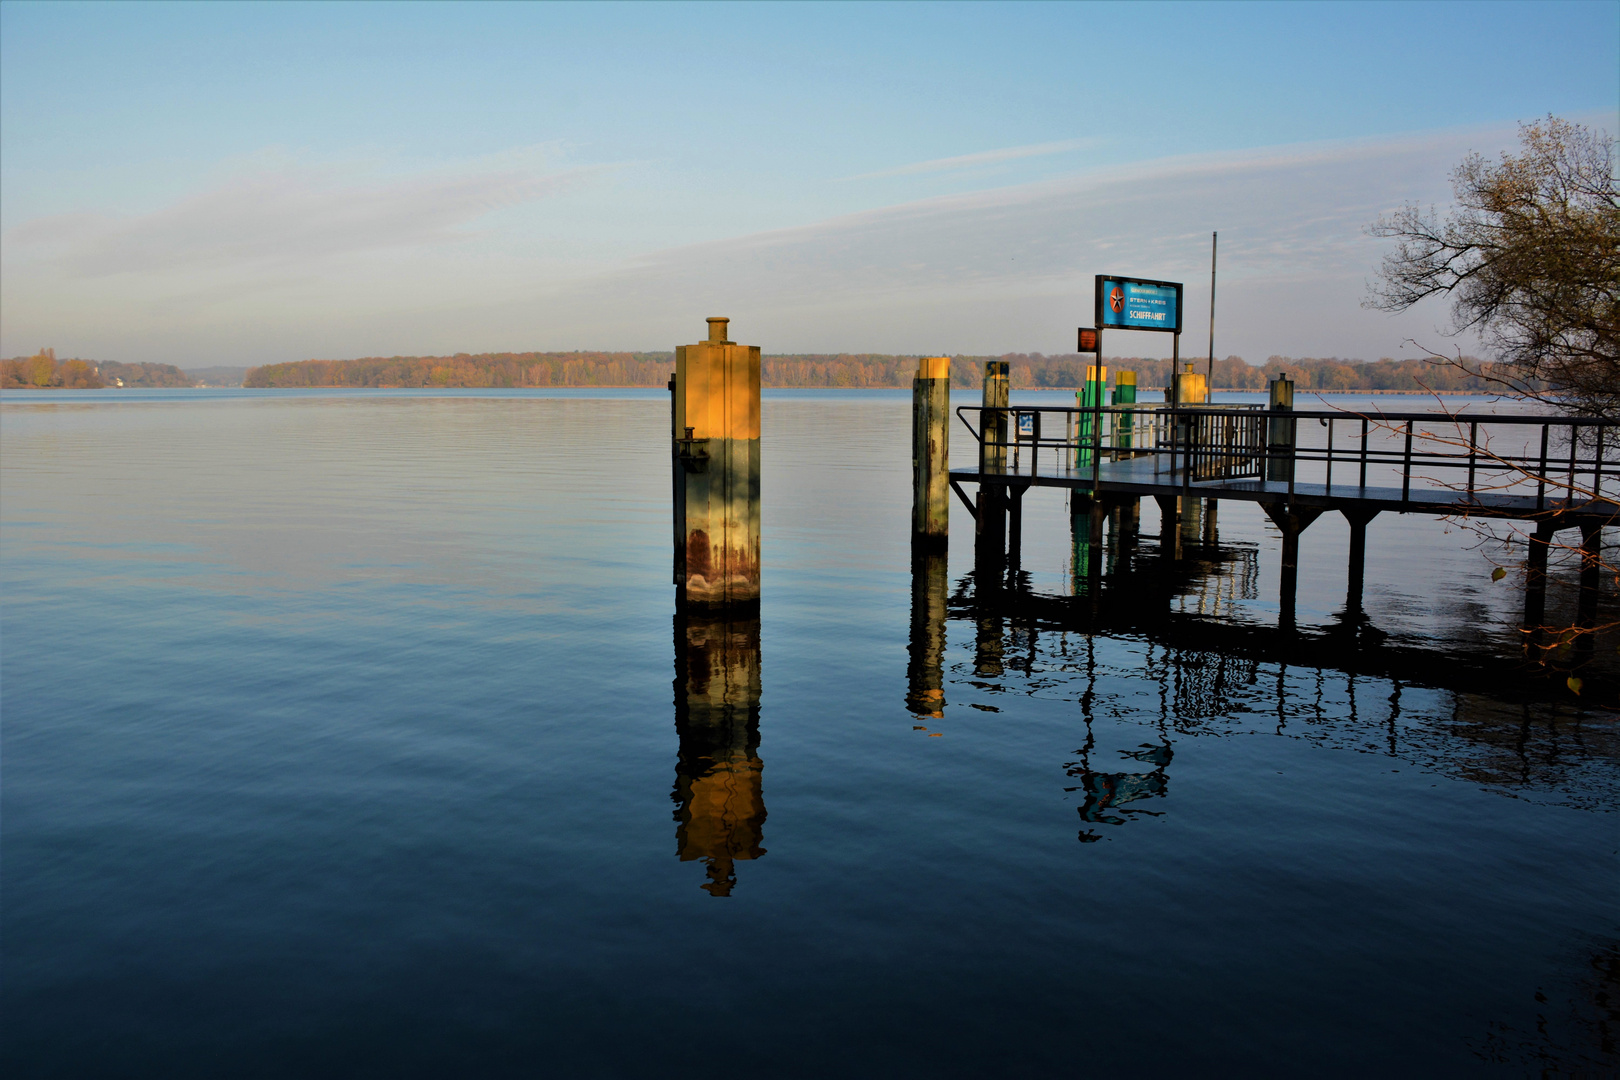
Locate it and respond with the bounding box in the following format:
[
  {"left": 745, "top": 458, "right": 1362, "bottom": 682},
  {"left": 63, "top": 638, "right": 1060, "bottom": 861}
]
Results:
[{"left": 955, "top": 403, "right": 1620, "bottom": 513}]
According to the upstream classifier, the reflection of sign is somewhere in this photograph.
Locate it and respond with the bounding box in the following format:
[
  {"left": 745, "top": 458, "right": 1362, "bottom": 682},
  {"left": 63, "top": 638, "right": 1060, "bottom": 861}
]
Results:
[
  {"left": 1094, "top": 275, "right": 1183, "bottom": 333},
  {"left": 1077, "top": 327, "right": 1099, "bottom": 352}
]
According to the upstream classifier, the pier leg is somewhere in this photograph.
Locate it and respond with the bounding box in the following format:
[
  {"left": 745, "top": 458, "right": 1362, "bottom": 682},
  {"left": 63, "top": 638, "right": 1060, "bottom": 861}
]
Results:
[
  {"left": 1578, "top": 522, "right": 1602, "bottom": 640},
  {"left": 1523, "top": 520, "right": 1556, "bottom": 638},
  {"left": 911, "top": 357, "right": 952, "bottom": 547},
  {"left": 1180, "top": 496, "right": 1202, "bottom": 546},
  {"left": 976, "top": 486, "right": 1005, "bottom": 579},
  {"left": 1008, "top": 484, "right": 1027, "bottom": 578},
  {"left": 1343, "top": 508, "right": 1380, "bottom": 612},
  {"left": 1264, "top": 503, "right": 1324, "bottom": 631},
  {"left": 1201, "top": 498, "right": 1218, "bottom": 545},
  {"left": 1155, "top": 494, "right": 1182, "bottom": 561}
]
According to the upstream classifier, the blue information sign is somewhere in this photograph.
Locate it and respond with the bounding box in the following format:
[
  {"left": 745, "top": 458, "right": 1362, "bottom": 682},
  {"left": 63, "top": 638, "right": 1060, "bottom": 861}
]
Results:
[{"left": 1094, "top": 275, "right": 1183, "bottom": 333}]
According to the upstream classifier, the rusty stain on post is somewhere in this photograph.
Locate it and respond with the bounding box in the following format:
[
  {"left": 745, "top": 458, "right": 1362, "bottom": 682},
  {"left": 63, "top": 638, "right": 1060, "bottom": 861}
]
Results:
[
  {"left": 673, "top": 317, "right": 761, "bottom": 609},
  {"left": 912, "top": 356, "right": 951, "bottom": 544}
]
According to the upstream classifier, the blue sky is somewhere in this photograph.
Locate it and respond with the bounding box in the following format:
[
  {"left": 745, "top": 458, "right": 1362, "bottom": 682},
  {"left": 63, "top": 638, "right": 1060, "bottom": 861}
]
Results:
[{"left": 2, "top": 1, "right": 1616, "bottom": 366}]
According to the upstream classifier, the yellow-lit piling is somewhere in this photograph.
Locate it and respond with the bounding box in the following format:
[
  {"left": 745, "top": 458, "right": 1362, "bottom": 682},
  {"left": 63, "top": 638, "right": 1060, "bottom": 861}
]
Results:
[{"left": 672, "top": 317, "right": 761, "bottom": 608}]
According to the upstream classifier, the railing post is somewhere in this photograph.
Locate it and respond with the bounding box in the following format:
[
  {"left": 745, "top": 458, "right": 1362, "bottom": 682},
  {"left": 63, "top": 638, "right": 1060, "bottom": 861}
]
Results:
[
  {"left": 1568, "top": 423, "right": 1579, "bottom": 504},
  {"left": 1467, "top": 421, "right": 1478, "bottom": 499},
  {"left": 1537, "top": 424, "right": 1549, "bottom": 511},
  {"left": 1402, "top": 420, "right": 1413, "bottom": 504},
  {"left": 1359, "top": 417, "right": 1368, "bottom": 490}
]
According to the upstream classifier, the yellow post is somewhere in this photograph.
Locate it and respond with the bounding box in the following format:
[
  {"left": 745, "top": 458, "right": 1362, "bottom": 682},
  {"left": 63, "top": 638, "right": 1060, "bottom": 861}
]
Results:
[
  {"left": 912, "top": 356, "right": 951, "bottom": 544},
  {"left": 673, "top": 317, "right": 761, "bottom": 609}
]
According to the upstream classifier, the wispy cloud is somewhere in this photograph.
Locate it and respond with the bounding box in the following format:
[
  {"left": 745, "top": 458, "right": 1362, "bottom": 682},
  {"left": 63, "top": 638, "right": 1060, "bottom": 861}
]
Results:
[
  {"left": 838, "top": 138, "right": 1097, "bottom": 181},
  {"left": 7, "top": 160, "right": 603, "bottom": 276}
]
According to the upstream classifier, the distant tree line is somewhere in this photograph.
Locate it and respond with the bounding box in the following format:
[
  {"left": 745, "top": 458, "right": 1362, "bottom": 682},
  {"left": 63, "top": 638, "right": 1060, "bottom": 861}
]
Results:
[
  {"left": 243, "top": 352, "right": 676, "bottom": 388},
  {"left": 1, "top": 350, "right": 194, "bottom": 389},
  {"left": 243, "top": 350, "right": 1511, "bottom": 393}
]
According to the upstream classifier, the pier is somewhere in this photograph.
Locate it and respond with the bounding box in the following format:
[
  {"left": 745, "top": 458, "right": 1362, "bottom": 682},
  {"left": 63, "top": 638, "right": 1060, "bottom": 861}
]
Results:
[{"left": 927, "top": 364, "right": 1619, "bottom": 637}]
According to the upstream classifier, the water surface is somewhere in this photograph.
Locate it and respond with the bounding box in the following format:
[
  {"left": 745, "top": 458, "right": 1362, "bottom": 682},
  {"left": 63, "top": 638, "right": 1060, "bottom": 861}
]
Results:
[{"left": 3, "top": 389, "right": 1615, "bottom": 1075}]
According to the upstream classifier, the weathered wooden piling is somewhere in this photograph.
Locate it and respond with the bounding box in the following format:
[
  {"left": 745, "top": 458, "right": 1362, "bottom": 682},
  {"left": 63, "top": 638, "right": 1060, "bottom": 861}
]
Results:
[
  {"left": 673, "top": 611, "right": 765, "bottom": 897},
  {"left": 906, "top": 547, "right": 949, "bottom": 719},
  {"left": 977, "top": 361, "right": 1010, "bottom": 570},
  {"left": 912, "top": 356, "right": 951, "bottom": 545},
  {"left": 672, "top": 317, "right": 761, "bottom": 609}
]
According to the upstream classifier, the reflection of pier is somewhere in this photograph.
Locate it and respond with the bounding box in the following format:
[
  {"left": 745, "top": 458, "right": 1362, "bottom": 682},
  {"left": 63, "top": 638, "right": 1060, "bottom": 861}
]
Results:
[
  {"left": 672, "top": 612, "right": 765, "bottom": 896},
  {"left": 907, "top": 544, "right": 1617, "bottom": 838}
]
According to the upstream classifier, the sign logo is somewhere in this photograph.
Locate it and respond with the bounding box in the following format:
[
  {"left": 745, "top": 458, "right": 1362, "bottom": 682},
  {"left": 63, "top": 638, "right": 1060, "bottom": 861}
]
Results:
[{"left": 1109, "top": 286, "right": 1124, "bottom": 313}]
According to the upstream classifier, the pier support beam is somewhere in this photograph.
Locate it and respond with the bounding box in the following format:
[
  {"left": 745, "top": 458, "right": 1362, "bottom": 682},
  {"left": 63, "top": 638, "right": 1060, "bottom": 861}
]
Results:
[
  {"left": 911, "top": 357, "right": 951, "bottom": 547},
  {"left": 1343, "top": 508, "right": 1380, "bottom": 612},
  {"left": 1008, "top": 483, "right": 1028, "bottom": 577},
  {"left": 673, "top": 317, "right": 761, "bottom": 610},
  {"left": 1578, "top": 521, "right": 1603, "bottom": 635},
  {"left": 1524, "top": 519, "right": 1557, "bottom": 636},
  {"left": 1155, "top": 494, "right": 1182, "bottom": 561},
  {"left": 1264, "top": 502, "right": 1324, "bottom": 630}
]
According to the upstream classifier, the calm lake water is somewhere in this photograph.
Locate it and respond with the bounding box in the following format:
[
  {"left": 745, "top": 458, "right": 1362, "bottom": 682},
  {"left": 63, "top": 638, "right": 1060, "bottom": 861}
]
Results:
[{"left": 3, "top": 388, "right": 1616, "bottom": 1076}]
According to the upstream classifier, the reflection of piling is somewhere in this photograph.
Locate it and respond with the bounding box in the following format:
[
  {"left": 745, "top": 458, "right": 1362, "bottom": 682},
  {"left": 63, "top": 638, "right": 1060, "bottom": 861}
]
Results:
[
  {"left": 673, "top": 317, "right": 761, "bottom": 609},
  {"left": 906, "top": 547, "right": 949, "bottom": 718},
  {"left": 977, "top": 361, "right": 1009, "bottom": 572},
  {"left": 672, "top": 611, "right": 765, "bottom": 897},
  {"left": 912, "top": 357, "right": 951, "bottom": 546}
]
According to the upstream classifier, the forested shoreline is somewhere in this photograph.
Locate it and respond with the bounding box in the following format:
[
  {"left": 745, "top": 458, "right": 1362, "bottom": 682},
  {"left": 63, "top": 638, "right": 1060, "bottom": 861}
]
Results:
[
  {"left": 3, "top": 347, "right": 1511, "bottom": 393},
  {"left": 242, "top": 351, "right": 1507, "bottom": 393},
  {"left": 1, "top": 351, "right": 194, "bottom": 389}
]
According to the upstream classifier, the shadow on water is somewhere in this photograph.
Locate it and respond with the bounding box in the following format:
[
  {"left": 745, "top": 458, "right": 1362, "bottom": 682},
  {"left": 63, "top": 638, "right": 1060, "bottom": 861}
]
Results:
[{"left": 672, "top": 610, "right": 766, "bottom": 897}]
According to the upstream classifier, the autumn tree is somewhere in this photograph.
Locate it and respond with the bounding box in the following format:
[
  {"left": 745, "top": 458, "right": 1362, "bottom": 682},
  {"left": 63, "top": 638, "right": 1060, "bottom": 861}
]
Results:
[{"left": 1366, "top": 116, "right": 1620, "bottom": 416}]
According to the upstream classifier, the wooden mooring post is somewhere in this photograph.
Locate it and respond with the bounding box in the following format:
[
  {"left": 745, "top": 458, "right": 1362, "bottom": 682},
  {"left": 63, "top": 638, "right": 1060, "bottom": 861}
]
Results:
[
  {"left": 976, "top": 361, "right": 1010, "bottom": 576},
  {"left": 672, "top": 317, "right": 761, "bottom": 609},
  {"left": 912, "top": 356, "right": 951, "bottom": 547}
]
